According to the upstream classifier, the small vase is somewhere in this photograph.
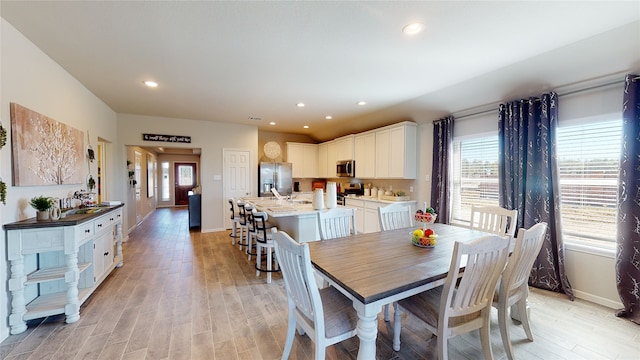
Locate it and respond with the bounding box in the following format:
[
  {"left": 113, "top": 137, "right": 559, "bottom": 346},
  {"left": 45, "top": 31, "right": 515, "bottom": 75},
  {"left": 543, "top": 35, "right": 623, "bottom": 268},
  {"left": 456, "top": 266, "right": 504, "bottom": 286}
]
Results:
[{"left": 36, "top": 210, "right": 50, "bottom": 221}]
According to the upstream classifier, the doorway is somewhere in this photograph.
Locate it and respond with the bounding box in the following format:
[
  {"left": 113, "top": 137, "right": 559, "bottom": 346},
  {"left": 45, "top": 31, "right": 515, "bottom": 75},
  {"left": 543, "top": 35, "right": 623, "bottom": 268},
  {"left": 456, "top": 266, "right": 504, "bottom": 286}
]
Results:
[
  {"left": 175, "top": 162, "right": 197, "bottom": 206},
  {"left": 223, "top": 149, "right": 252, "bottom": 229}
]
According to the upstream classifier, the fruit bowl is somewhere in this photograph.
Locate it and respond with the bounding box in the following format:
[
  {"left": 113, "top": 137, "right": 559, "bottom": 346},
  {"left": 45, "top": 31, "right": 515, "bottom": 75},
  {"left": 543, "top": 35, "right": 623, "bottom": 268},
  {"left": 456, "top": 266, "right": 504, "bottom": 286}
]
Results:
[
  {"left": 414, "top": 212, "right": 437, "bottom": 224},
  {"left": 411, "top": 233, "right": 438, "bottom": 248}
]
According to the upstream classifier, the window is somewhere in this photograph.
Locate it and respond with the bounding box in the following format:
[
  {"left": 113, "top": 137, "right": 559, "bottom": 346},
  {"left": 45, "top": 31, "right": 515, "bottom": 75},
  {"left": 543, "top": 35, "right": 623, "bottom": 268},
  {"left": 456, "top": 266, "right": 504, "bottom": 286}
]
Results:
[
  {"left": 557, "top": 120, "right": 621, "bottom": 246},
  {"left": 451, "top": 135, "right": 500, "bottom": 225},
  {"left": 161, "top": 162, "right": 170, "bottom": 201}
]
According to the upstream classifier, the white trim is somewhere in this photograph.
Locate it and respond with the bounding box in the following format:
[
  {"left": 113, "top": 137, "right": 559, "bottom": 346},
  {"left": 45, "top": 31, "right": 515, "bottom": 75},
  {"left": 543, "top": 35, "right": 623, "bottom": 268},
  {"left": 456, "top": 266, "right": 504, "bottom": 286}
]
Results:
[
  {"left": 572, "top": 289, "right": 623, "bottom": 310},
  {"left": 565, "top": 241, "right": 615, "bottom": 259}
]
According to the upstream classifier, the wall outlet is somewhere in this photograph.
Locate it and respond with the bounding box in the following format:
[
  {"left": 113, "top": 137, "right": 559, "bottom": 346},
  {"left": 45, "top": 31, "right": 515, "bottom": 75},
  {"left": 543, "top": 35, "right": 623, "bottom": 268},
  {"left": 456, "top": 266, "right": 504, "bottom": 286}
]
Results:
[
  {"left": 213, "top": 175, "right": 222, "bottom": 181},
  {"left": 425, "top": 174, "right": 430, "bottom": 182},
  {"left": 409, "top": 186, "right": 414, "bottom": 193}
]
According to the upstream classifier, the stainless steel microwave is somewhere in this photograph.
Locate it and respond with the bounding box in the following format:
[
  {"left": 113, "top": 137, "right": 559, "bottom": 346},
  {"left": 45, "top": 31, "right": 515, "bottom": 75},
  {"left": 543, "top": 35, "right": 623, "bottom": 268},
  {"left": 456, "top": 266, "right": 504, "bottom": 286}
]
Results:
[{"left": 336, "top": 160, "right": 355, "bottom": 177}]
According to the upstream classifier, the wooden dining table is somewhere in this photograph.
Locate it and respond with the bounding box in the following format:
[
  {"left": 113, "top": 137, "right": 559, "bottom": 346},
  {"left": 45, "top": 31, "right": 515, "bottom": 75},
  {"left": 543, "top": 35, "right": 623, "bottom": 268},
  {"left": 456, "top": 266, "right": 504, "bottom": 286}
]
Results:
[{"left": 307, "top": 223, "right": 491, "bottom": 360}]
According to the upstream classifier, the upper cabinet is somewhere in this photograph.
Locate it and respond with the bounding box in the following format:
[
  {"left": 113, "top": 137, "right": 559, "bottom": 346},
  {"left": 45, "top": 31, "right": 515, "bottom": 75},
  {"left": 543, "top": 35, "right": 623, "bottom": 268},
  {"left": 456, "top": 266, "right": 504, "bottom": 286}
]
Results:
[
  {"left": 377, "top": 122, "right": 417, "bottom": 179},
  {"left": 317, "top": 142, "right": 328, "bottom": 178},
  {"left": 335, "top": 135, "right": 354, "bottom": 161},
  {"left": 286, "top": 142, "right": 318, "bottom": 178},
  {"left": 355, "top": 132, "right": 376, "bottom": 178},
  {"left": 326, "top": 141, "right": 337, "bottom": 178}
]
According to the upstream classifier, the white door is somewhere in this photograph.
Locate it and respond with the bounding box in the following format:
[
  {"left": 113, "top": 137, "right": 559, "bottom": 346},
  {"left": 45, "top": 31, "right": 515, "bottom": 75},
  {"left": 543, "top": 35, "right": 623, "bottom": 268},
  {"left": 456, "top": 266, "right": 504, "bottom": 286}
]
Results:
[{"left": 223, "top": 149, "right": 252, "bottom": 229}]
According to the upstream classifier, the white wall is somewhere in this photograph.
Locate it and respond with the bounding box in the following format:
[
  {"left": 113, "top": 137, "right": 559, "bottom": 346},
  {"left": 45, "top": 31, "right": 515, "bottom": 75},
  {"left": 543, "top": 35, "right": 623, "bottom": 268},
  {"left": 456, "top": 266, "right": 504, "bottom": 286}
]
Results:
[
  {"left": 116, "top": 114, "right": 258, "bottom": 233},
  {"left": 0, "top": 19, "right": 119, "bottom": 341}
]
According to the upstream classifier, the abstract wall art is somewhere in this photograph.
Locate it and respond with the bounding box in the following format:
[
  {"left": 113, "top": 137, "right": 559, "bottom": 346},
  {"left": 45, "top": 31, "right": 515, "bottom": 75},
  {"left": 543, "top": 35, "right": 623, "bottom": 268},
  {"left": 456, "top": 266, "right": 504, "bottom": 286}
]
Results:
[{"left": 10, "top": 103, "right": 84, "bottom": 186}]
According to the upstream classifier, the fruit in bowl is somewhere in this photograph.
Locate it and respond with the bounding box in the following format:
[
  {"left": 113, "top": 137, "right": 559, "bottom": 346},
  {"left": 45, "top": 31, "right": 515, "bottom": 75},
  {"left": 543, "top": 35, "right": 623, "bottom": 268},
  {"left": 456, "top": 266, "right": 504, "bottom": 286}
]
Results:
[
  {"left": 414, "top": 212, "right": 438, "bottom": 223},
  {"left": 411, "top": 230, "right": 438, "bottom": 247}
]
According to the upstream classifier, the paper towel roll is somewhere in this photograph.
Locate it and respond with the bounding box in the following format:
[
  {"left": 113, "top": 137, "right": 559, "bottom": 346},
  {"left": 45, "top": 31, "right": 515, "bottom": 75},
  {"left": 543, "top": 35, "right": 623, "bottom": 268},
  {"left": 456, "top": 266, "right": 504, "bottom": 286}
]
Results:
[
  {"left": 313, "top": 189, "right": 325, "bottom": 210},
  {"left": 326, "top": 182, "right": 337, "bottom": 209}
]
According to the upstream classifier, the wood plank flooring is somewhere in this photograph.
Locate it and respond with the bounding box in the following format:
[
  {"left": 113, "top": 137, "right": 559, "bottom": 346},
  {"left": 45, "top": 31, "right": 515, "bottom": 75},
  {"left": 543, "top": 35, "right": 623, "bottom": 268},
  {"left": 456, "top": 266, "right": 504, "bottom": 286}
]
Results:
[{"left": 1, "top": 207, "right": 638, "bottom": 360}]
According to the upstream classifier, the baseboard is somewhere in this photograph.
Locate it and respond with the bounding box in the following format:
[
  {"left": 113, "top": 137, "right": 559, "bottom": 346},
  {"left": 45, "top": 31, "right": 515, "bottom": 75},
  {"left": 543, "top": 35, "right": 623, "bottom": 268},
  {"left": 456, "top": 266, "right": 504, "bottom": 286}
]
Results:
[
  {"left": 573, "top": 289, "right": 623, "bottom": 309},
  {"left": 201, "top": 227, "right": 226, "bottom": 233}
]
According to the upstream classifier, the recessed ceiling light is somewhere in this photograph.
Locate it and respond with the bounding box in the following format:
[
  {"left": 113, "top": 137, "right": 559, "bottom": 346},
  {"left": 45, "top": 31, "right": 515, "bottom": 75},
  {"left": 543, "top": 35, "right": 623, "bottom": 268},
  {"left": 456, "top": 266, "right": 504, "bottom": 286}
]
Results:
[
  {"left": 325, "top": 115, "right": 332, "bottom": 120},
  {"left": 402, "top": 23, "right": 423, "bottom": 35},
  {"left": 269, "top": 122, "right": 276, "bottom": 125},
  {"left": 143, "top": 80, "right": 158, "bottom": 88},
  {"left": 357, "top": 101, "right": 366, "bottom": 106},
  {"left": 296, "top": 102, "right": 305, "bottom": 107},
  {"left": 303, "top": 125, "right": 309, "bottom": 129}
]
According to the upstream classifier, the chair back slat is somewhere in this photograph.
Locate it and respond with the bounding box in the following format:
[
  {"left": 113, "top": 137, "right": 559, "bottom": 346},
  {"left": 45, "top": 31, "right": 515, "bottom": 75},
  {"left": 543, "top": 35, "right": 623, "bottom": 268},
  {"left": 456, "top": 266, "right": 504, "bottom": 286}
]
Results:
[
  {"left": 378, "top": 203, "right": 413, "bottom": 231},
  {"left": 252, "top": 210, "right": 271, "bottom": 244},
  {"left": 442, "top": 235, "right": 509, "bottom": 320},
  {"left": 317, "top": 208, "right": 357, "bottom": 240},
  {"left": 469, "top": 205, "right": 518, "bottom": 239}
]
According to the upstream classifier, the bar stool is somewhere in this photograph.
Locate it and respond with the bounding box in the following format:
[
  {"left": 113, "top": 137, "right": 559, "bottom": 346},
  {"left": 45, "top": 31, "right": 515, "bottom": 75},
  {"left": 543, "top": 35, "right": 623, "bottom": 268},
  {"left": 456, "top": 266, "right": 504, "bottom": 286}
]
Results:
[
  {"left": 228, "top": 198, "right": 241, "bottom": 245},
  {"left": 236, "top": 202, "right": 252, "bottom": 251},
  {"left": 246, "top": 208, "right": 259, "bottom": 261},
  {"left": 252, "top": 209, "right": 279, "bottom": 283}
]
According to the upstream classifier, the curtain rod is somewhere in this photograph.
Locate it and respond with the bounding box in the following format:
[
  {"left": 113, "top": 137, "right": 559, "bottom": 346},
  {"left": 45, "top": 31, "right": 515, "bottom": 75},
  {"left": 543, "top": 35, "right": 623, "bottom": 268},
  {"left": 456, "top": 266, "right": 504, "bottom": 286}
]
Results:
[{"left": 452, "top": 72, "right": 632, "bottom": 122}]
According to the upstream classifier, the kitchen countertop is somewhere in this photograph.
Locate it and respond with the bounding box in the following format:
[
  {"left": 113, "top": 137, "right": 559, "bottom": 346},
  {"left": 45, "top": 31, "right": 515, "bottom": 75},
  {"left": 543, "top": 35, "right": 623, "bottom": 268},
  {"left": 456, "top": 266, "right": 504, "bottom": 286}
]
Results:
[
  {"left": 3, "top": 204, "right": 125, "bottom": 230},
  {"left": 242, "top": 198, "right": 341, "bottom": 218},
  {"left": 344, "top": 195, "right": 416, "bottom": 204}
]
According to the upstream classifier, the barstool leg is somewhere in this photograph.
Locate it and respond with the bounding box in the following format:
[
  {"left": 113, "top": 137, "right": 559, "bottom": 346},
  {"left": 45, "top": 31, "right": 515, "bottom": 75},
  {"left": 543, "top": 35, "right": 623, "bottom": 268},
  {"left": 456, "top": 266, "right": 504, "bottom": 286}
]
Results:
[
  {"left": 267, "top": 247, "right": 272, "bottom": 284},
  {"left": 256, "top": 244, "right": 262, "bottom": 277},
  {"left": 231, "top": 222, "right": 237, "bottom": 245}
]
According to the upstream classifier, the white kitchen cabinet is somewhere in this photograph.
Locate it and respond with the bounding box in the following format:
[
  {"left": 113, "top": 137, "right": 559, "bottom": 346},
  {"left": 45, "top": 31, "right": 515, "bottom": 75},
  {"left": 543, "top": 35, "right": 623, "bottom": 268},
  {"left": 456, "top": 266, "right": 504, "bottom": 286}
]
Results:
[
  {"left": 335, "top": 135, "right": 354, "bottom": 161},
  {"left": 317, "top": 142, "right": 328, "bottom": 178},
  {"left": 286, "top": 142, "right": 318, "bottom": 178},
  {"left": 375, "top": 122, "right": 417, "bottom": 179},
  {"left": 5, "top": 205, "right": 124, "bottom": 335},
  {"left": 326, "top": 140, "right": 337, "bottom": 178},
  {"left": 344, "top": 198, "right": 364, "bottom": 233},
  {"left": 355, "top": 132, "right": 376, "bottom": 178}
]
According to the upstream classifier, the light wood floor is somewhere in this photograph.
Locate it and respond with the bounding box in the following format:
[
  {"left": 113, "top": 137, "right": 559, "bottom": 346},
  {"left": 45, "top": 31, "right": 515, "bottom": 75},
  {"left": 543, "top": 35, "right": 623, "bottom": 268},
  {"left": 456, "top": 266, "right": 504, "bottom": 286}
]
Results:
[{"left": 1, "top": 208, "right": 638, "bottom": 360}]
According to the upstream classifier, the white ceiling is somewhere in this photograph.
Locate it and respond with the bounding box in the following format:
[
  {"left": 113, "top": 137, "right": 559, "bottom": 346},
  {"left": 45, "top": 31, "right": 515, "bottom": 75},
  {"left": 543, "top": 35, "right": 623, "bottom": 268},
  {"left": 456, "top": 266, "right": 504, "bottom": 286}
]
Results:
[{"left": 2, "top": 1, "right": 639, "bottom": 142}]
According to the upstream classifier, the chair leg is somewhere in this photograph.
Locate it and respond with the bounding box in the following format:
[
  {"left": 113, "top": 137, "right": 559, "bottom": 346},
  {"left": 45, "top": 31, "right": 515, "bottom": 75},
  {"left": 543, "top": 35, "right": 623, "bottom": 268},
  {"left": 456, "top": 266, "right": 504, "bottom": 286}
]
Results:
[
  {"left": 282, "top": 310, "right": 296, "bottom": 360},
  {"left": 499, "top": 301, "right": 515, "bottom": 360},
  {"left": 247, "top": 233, "right": 253, "bottom": 261},
  {"left": 230, "top": 222, "right": 237, "bottom": 245},
  {"left": 267, "top": 247, "right": 272, "bottom": 284},
  {"left": 392, "top": 302, "right": 402, "bottom": 351},
  {"left": 256, "top": 244, "right": 262, "bottom": 277},
  {"left": 517, "top": 298, "right": 534, "bottom": 341},
  {"left": 479, "top": 316, "right": 494, "bottom": 360},
  {"left": 384, "top": 303, "right": 390, "bottom": 322},
  {"left": 437, "top": 332, "right": 448, "bottom": 360},
  {"left": 238, "top": 227, "right": 244, "bottom": 250}
]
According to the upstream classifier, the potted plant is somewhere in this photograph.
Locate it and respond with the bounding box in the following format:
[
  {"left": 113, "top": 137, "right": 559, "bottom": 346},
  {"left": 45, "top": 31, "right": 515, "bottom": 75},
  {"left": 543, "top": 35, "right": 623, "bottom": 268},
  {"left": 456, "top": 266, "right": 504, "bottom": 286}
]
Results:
[{"left": 29, "top": 195, "right": 54, "bottom": 221}]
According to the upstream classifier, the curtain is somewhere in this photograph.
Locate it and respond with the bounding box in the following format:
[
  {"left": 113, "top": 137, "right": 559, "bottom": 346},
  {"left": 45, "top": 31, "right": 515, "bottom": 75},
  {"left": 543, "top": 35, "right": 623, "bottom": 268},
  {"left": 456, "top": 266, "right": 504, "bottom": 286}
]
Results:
[
  {"left": 616, "top": 74, "right": 640, "bottom": 324},
  {"left": 430, "top": 116, "right": 454, "bottom": 224},
  {"left": 498, "top": 92, "right": 574, "bottom": 299}
]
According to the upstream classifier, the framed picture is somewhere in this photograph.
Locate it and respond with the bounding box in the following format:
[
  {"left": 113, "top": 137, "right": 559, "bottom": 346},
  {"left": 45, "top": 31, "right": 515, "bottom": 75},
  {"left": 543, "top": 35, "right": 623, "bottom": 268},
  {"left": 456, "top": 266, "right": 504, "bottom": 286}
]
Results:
[
  {"left": 147, "top": 154, "right": 154, "bottom": 198},
  {"left": 10, "top": 103, "right": 84, "bottom": 186}
]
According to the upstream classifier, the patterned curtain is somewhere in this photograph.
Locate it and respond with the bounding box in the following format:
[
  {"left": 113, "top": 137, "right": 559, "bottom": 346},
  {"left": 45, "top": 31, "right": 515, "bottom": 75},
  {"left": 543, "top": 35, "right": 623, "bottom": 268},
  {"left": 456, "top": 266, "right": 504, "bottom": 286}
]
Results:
[
  {"left": 498, "top": 92, "right": 574, "bottom": 299},
  {"left": 430, "top": 116, "right": 454, "bottom": 224},
  {"left": 616, "top": 74, "right": 640, "bottom": 324}
]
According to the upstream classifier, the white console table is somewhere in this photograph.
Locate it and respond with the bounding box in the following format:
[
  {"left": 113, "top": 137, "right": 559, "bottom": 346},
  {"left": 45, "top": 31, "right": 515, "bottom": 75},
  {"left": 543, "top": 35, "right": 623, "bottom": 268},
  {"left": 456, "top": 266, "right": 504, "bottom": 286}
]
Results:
[{"left": 4, "top": 204, "right": 124, "bottom": 334}]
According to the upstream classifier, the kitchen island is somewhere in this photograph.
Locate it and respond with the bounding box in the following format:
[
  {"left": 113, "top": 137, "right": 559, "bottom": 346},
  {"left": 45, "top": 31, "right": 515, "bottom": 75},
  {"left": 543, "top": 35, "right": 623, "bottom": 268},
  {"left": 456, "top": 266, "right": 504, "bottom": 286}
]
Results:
[
  {"left": 242, "top": 197, "right": 323, "bottom": 242},
  {"left": 242, "top": 196, "right": 417, "bottom": 241}
]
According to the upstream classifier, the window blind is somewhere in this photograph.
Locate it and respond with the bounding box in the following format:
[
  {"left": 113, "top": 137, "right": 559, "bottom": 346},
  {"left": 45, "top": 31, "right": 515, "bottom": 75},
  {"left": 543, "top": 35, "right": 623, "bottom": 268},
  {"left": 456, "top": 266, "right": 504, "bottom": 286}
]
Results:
[
  {"left": 557, "top": 120, "right": 621, "bottom": 244},
  {"left": 451, "top": 136, "right": 500, "bottom": 225}
]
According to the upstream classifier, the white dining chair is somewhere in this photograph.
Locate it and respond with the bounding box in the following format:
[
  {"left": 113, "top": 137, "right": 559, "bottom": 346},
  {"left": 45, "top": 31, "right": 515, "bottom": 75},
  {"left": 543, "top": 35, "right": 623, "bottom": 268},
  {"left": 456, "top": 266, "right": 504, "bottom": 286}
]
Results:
[
  {"left": 378, "top": 203, "right": 414, "bottom": 231},
  {"left": 493, "top": 222, "right": 547, "bottom": 360},
  {"left": 378, "top": 202, "right": 413, "bottom": 321},
  {"left": 392, "top": 235, "right": 509, "bottom": 360},
  {"left": 273, "top": 229, "right": 358, "bottom": 360},
  {"left": 469, "top": 205, "right": 518, "bottom": 240},
  {"left": 317, "top": 207, "right": 357, "bottom": 240}
]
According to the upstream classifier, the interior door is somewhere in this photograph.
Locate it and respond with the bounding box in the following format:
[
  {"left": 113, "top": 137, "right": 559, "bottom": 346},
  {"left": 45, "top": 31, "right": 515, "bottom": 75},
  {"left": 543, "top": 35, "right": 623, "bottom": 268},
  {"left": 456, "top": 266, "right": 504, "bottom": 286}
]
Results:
[
  {"left": 223, "top": 149, "right": 251, "bottom": 229},
  {"left": 174, "top": 163, "right": 197, "bottom": 206}
]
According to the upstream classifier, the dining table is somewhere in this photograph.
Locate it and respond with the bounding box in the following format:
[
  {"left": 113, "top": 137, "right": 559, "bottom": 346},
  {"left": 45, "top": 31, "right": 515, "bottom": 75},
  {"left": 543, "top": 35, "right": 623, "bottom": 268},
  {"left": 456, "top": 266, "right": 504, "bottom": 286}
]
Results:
[{"left": 307, "top": 223, "right": 492, "bottom": 360}]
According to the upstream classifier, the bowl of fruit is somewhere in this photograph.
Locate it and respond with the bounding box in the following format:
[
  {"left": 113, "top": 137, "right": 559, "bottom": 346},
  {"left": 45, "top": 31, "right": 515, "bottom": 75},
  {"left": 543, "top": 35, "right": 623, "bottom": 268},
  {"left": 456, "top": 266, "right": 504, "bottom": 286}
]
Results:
[
  {"left": 414, "top": 208, "right": 437, "bottom": 224},
  {"left": 411, "top": 228, "right": 438, "bottom": 248}
]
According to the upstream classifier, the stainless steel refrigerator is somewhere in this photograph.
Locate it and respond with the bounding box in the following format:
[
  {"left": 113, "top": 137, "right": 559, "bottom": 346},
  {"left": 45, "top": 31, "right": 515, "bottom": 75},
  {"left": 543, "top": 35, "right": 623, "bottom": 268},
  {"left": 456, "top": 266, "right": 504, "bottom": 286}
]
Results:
[{"left": 258, "top": 162, "right": 293, "bottom": 197}]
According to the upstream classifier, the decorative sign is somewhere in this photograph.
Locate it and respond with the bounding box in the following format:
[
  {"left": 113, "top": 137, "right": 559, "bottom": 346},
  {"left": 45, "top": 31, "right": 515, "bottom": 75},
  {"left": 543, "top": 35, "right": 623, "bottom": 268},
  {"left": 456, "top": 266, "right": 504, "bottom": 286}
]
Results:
[{"left": 142, "top": 133, "right": 191, "bottom": 143}]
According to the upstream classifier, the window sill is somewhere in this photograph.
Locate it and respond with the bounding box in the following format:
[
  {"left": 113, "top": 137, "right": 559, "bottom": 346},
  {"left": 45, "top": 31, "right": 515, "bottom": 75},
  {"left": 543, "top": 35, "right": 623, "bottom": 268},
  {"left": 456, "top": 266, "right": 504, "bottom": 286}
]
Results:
[{"left": 565, "top": 241, "right": 615, "bottom": 259}]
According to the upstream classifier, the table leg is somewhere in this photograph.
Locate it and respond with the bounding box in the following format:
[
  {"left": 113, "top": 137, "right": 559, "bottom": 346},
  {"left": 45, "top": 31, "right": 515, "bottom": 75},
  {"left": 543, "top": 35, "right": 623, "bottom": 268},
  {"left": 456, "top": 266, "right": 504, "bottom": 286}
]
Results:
[{"left": 355, "top": 307, "right": 379, "bottom": 360}]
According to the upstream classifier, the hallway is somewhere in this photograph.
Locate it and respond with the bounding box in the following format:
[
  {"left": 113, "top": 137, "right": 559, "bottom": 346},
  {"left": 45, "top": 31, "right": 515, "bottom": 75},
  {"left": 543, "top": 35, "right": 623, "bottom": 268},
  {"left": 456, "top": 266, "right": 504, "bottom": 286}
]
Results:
[{"left": 1, "top": 208, "right": 637, "bottom": 360}]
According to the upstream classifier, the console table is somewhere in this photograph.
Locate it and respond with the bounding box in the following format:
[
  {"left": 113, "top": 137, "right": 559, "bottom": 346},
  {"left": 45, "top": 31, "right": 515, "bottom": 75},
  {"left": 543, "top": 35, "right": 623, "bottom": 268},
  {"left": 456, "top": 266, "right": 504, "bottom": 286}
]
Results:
[{"left": 4, "top": 204, "right": 124, "bottom": 334}]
